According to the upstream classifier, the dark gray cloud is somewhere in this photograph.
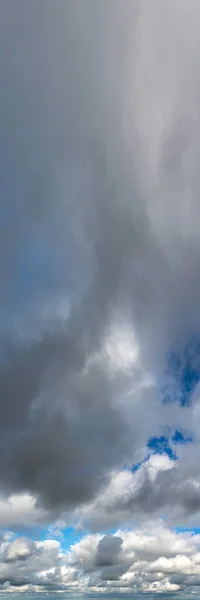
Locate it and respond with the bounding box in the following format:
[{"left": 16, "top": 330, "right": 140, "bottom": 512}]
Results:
[
  {"left": 0, "top": 0, "right": 161, "bottom": 515},
  {"left": 95, "top": 534, "right": 123, "bottom": 568},
  {"left": 95, "top": 534, "right": 127, "bottom": 581},
  {"left": 1, "top": 0, "right": 200, "bottom": 538},
  {"left": 0, "top": 0, "right": 140, "bottom": 512}
]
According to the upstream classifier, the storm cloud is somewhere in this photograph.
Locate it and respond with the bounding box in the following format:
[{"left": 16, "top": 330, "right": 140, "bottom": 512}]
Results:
[
  {"left": 0, "top": 0, "right": 170, "bottom": 513},
  {"left": 1, "top": 6, "right": 200, "bottom": 600}
]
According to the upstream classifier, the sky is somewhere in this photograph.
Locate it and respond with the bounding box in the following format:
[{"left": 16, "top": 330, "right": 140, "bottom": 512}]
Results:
[{"left": 2, "top": 0, "right": 200, "bottom": 598}]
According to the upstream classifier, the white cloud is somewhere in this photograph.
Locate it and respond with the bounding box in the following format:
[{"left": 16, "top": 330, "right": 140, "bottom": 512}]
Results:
[
  {"left": 0, "top": 522, "right": 199, "bottom": 596},
  {"left": 0, "top": 493, "right": 48, "bottom": 530},
  {"left": 73, "top": 454, "right": 176, "bottom": 531}
]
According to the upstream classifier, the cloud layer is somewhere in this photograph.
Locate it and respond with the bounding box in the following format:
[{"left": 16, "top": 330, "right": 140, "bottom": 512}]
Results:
[
  {"left": 1, "top": 523, "right": 200, "bottom": 597},
  {"left": 1, "top": 1, "right": 200, "bottom": 597}
]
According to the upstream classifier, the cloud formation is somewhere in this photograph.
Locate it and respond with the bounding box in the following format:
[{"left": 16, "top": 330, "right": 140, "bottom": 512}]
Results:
[
  {"left": 0, "top": 0, "right": 167, "bottom": 513},
  {"left": 1, "top": 1, "right": 200, "bottom": 597},
  {"left": 1, "top": 524, "right": 200, "bottom": 597}
]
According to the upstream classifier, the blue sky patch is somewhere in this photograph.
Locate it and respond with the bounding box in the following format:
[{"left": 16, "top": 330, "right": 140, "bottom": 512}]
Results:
[
  {"left": 147, "top": 436, "right": 176, "bottom": 460},
  {"left": 162, "top": 339, "right": 200, "bottom": 405}
]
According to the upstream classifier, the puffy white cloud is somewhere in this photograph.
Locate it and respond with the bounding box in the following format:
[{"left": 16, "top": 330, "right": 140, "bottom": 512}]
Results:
[
  {"left": 1, "top": 522, "right": 200, "bottom": 596},
  {"left": 74, "top": 453, "right": 199, "bottom": 531},
  {"left": 0, "top": 493, "right": 49, "bottom": 530}
]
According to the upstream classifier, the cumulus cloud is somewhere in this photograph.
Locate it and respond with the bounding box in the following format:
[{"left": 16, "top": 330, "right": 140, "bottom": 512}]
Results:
[
  {"left": 66, "top": 524, "right": 200, "bottom": 596},
  {"left": 74, "top": 446, "right": 200, "bottom": 532},
  {"left": 1, "top": 524, "right": 200, "bottom": 597}
]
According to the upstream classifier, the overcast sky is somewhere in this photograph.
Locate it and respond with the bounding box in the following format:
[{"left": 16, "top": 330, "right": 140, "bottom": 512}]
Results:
[{"left": 1, "top": 0, "right": 200, "bottom": 598}]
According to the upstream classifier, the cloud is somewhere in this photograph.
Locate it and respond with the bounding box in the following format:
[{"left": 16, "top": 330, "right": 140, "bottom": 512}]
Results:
[
  {"left": 2, "top": 6, "right": 200, "bottom": 598},
  {"left": 0, "top": 524, "right": 198, "bottom": 596},
  {"left": 3, "top": 537, "right": 35, "bottom": 563},
  {"left": 95, "top": 534, "right": 123, "bottom": 568},
  {"left": 74, "top": 448, "right": 200, "bottom": 532},
  {"left": 95, "top": 534, "right": 127, "bottom": 581},
  {"left": 66, "top": 524, "right": 200, "bottom": 596},
  {"left": 0, "top": 0, "right": 154, "bottom": 510}
]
